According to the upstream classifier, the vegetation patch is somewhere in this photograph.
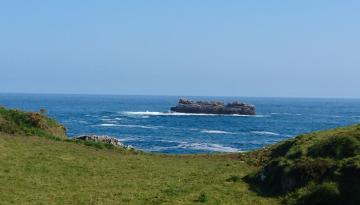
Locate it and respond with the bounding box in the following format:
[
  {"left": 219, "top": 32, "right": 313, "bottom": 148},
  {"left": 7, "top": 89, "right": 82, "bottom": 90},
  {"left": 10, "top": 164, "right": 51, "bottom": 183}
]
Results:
[
  {"left": 2, "top": 106, "right": 360, "bottom": 204},
  {"left": 0, "top": 106, "right": 279, "bottom": 204},
  {"left": 246, "top": 124, "right": 360, "bottom": 205},
  {"left": 226, "top": 175, "right": 242, "bottom": 182},
  {"left": 195, "top": 192, "right": 208, "bottom": 203},
  {"left": 0, "top": 106, "right": 66, "bottom": 139}
]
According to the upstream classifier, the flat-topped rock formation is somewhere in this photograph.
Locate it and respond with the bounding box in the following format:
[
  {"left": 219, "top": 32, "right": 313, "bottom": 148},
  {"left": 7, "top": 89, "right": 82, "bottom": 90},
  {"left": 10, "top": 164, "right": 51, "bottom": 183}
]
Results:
[{"left": 170, "top": 98, "right": 256, "bottom": 115}]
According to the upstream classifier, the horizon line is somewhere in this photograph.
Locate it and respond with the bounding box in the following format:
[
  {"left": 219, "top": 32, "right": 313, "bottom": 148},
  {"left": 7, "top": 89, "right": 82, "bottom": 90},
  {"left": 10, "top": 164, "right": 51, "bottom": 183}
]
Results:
[{"left": 0, "top": 92, "right": 360, "bottom": 100}]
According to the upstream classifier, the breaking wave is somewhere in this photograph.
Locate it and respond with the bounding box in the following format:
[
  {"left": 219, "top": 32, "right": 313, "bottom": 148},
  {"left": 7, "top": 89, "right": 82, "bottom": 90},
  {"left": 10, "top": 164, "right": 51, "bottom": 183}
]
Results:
[
  {"left": 177, "top": 142, "right": 241, "bottom": 152},
  {"left": 97, "top": 123, "right": 161, "bottom": 129},
  {"left": 147, "top": 142, "right": 241, "bottom": 153},
  {"left": 251, "top": 131, "right": 280, "bottom": 136},
  {"left": 270, "top": 113, "right": 302, "bottom": 116},
  {"left": 122, "top": 111, "right": 268, "bottom": 117},
  {"left": 200, "top": 129, "right": 235, "bottom": 134}
]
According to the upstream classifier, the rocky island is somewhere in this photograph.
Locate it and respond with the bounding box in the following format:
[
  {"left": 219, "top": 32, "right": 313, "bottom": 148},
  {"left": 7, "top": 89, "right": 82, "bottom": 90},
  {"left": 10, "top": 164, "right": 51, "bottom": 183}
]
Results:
[{"left": 170, "top": 98, "right": 256, "bottom": 115}]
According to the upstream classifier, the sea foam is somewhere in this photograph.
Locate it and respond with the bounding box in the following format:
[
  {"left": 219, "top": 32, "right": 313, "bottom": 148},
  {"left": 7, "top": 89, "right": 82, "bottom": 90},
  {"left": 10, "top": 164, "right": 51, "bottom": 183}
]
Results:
[
  {"left": 123, "top": 111, "right": 267, "bottom": 117},
  {"left": 251, "top": 131, "right": 280, "bottom": 136},
  {"left": 177, "top": 142, "right": 241, "bottom": 152},
  {"left": 97, "top": 123, "right": 161, "bottom": 129},
  {"left": 200, "top": 129, "right": 235, "bottom": 134}
]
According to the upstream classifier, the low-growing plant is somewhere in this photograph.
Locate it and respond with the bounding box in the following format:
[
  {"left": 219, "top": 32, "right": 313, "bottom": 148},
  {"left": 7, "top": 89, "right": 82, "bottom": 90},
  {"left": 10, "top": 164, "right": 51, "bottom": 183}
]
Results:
[
  {"left": 0, "top": 107, "right": 66, "bottom": 139},
  {"left": 195, "top": 192, "right": 208, "bottom": 203},
  {"left": 308, "top": 136, "right": 360, "bottom": 159},
  {"left": 285, "top": 182, "right": 341, "bottom": 205},
  {"left": 226, "top": 175, "right": 241, "bottom": 182},
  {"left": 245, "top": 124, "right": 360, "bottom": 204}
]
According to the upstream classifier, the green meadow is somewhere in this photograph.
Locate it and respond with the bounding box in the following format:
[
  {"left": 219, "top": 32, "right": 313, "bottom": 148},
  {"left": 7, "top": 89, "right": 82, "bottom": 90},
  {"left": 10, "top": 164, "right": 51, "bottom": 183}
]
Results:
[{"left": 1, "top": 106, "right": 359, "bottom": 205}]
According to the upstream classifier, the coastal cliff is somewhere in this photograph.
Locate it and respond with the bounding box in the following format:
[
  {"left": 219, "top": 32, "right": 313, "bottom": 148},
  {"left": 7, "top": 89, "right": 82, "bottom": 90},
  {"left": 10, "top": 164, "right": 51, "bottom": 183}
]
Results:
[{"left": 170, "top": 98, "right": 256, "bottom": 115}]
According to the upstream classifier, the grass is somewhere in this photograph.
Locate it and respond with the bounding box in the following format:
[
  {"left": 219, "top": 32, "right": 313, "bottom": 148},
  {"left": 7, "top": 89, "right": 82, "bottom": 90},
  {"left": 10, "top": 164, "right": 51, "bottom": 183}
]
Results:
[
  {"left": 0, "top": 133, "right": 279, "bottom": 205},
  {"left": 1, "top": 106, "right": 360, "bottom": 204}
]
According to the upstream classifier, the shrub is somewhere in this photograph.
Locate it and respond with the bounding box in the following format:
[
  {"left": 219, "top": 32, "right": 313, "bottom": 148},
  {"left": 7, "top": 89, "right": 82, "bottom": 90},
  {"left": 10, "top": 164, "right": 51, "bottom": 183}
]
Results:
[
  {"left": 195, "top": 192, "right": 208, "bottom": 203},
  {"left": 245, "top": 124, "right": 360, "bottom": 204},
  {"left": 0, "top": 106, "right": 66, "bottom": 139},
  {"left": 308, "top": 136, "right": 360, "bottom": 159},
  {"left": 338, "top": 156, "right": 360, "bottom": 205},
  {"left": 285, "top": 182, "right": 341, "bottom": 205}
]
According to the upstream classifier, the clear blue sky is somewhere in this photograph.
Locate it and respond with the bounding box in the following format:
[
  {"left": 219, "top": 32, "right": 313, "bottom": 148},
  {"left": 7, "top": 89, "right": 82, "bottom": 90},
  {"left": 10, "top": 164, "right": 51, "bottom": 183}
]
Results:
[{"left": 1, "top": 1, "right": 359, "bottom": 98}]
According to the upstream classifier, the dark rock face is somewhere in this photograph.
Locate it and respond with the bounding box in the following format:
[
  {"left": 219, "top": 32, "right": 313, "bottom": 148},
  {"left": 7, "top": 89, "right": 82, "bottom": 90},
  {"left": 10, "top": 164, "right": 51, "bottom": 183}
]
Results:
[
  {"left": 170, "top": 98, "right": 256, "bottom": 115},
  {"left": 74, "top": 135, "right": 133, "bottom": 149}
]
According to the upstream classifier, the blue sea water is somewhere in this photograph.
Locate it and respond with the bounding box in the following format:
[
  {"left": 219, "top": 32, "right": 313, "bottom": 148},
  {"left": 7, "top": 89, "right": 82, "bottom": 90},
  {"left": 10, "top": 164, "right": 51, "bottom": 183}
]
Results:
[{"left": 1, "top": 94, "right": 360, "bottom": 154}]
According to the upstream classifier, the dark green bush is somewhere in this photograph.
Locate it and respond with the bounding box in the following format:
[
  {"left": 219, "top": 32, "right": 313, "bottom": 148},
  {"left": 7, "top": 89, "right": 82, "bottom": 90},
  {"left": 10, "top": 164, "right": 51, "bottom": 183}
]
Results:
[
  {"left": 270, "top": 140, "right": 295, "bottom": 158},
  {"left": 195, "top": 192, "right": 208, "bottom": 203},
  {"left": 338, "top": 156, "right": 360, "bottom": 205},
  {"left": 308, "top": 136, "right": 360, "bottom": 159},
  {"left": 286, "top": 182, "right": 341, "bottom": 205},
  {"left": 245, "top": 124, "right": 360, "bottom": 204}
]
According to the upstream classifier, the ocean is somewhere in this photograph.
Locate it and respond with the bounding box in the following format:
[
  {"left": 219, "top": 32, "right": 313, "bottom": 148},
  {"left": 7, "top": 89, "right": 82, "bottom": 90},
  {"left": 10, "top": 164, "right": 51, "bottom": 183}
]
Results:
[{"left": 1, "top": 94, "right": 360, "bottom": 154}]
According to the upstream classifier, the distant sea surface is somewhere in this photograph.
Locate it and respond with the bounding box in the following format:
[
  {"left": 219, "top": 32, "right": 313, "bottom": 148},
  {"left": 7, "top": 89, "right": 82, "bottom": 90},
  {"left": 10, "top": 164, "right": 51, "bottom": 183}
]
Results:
[{"left": 1, "top": 94, "right": 360, "bottom": 154}]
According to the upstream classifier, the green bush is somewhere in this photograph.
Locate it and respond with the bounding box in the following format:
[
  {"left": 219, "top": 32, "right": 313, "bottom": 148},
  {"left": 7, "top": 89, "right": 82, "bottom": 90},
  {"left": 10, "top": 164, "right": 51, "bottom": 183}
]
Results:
[
  {"left": 309, "top": 136, "right": 360, "bottom": 159},
  {"left": 0, "top": 106, "right": 66, "bottom": 139},
  {"left": 245, "top": 124, "right": 360, "bottom": 204},
  {"left": 285, "top": 182, "right": 341, "bottom": 205},
  {"left": 338, "top": 156, "right": 360, "bottom": 205},
  {"left": 195, "top": 192, "right": 208, "bottom": 203}
]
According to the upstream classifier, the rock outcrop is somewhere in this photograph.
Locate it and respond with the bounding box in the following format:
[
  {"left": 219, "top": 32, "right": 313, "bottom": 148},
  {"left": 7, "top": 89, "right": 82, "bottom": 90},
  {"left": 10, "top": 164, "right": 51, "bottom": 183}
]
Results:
[
  {"left": 74, "top": 135, "right": 133, "bottom": 149},
  {"left": 170, "top": 98, "right": 256, "bottom": 115}
]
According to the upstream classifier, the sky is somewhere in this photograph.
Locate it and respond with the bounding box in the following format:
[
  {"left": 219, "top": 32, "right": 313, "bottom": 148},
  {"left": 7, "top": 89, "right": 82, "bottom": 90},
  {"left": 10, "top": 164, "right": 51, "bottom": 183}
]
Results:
[{"left": 0, "top": 1, "right": 359, "bottom": 98}]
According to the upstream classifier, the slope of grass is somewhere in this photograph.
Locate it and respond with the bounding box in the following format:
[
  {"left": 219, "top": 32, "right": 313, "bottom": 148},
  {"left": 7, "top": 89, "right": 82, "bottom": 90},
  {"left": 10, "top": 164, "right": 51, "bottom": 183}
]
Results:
[
  {"left": 2, "top": 106, "right": 360, "bottom": 204},
  {"left": 0, "top": 106, "right": 279, "bottom": 204},
  {"left": 246, "top": 124, "right": 360, "bottom": 205},
  {"left": 0, "top": 133, "right": 279, "bottom": 205}
]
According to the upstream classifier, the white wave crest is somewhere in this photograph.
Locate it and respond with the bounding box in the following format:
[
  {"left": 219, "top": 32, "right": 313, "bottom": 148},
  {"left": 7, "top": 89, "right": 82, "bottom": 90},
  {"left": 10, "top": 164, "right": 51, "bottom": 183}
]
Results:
[
  {"left": 100, "top": 118, "right": 113, "bottom": 121},
  {"left": 251, "top": 131, "right": 280, "bottom": 136},
  {"left": 77, "top": 120, "right": 88, "bottom": 124},
  {"left": 97, "top": 123, "right": 161, "bottom": 129},
  {"left": 149, "top": 142, "right": 240, "bottom": 152},
  {"left": 270, "top": 113, "right": 302, "bottom": 116},
  {"left": 123, "top": 111, "right": 217, "bottom": 116},
  {"left": 200, "top": 129, "right": 235, "bottom": 134},
  {"left": 101, "top": 119, "right": 118, "bottom": 123},
  {"left": 117, "top": 136, "right": 143, "bottom": 142},
  {"left": 123, "top": 111, "right": 267, "bottom": 117},
  {"left": 177, "top": 142, "right": 240, "bottom": 152},
  {"left": 118, "top": 124, "right": 162, "bottom": 129},
  {"left": 98, "top": 123, "right": 118, "bottom": 127}
]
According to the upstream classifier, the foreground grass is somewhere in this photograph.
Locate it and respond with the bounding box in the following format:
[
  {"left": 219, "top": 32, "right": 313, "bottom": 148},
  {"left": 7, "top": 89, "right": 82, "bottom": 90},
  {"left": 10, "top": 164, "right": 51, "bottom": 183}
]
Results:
[
  {"left": 2, "top": 106, "right": 359, "bottom": 204},
  {"left": 0, "top": 133, "right": 279, "bottom": 205}
]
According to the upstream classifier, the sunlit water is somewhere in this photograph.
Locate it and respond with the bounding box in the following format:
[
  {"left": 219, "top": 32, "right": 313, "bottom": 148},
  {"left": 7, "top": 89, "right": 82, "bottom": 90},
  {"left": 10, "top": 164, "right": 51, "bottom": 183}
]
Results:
[{"left": 1, "top": 94, "right": 360, "bottom": 154}]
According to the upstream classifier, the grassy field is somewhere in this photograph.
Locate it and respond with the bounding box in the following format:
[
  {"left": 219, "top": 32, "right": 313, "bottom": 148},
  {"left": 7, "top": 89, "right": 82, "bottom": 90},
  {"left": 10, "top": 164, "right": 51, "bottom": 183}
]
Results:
[
  {"left": 1, "top": 106, "right": 360, "bottom": 205},
  {"left": 0, "top": 133, "right": 279, "bottom": 205}
]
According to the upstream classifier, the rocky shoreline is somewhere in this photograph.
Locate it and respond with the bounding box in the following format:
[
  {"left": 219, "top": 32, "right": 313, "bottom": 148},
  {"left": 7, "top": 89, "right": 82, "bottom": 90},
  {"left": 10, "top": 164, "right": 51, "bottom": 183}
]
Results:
[
  {"left": 74, "top": 135, "right": 134, "bottom": 150},
  {"left": 170, "top": 98, "right": 256, "bottom": 115}
]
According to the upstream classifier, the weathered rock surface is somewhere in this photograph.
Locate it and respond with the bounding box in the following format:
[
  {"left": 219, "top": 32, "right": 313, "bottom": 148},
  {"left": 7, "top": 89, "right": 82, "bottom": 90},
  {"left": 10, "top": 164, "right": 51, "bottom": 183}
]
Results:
[
  {"left": 74, "top": 135, "right": 133, "bottom": 149},
  {"left": 170, "top": 98, "right": 256, "bottom": 115}
]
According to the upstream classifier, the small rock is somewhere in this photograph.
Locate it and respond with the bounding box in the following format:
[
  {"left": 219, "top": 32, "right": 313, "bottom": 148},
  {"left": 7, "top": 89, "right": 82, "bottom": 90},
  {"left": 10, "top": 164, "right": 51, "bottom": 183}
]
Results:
[{"left": 74, "top": 135, "right": 132, "bottom": 149}]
